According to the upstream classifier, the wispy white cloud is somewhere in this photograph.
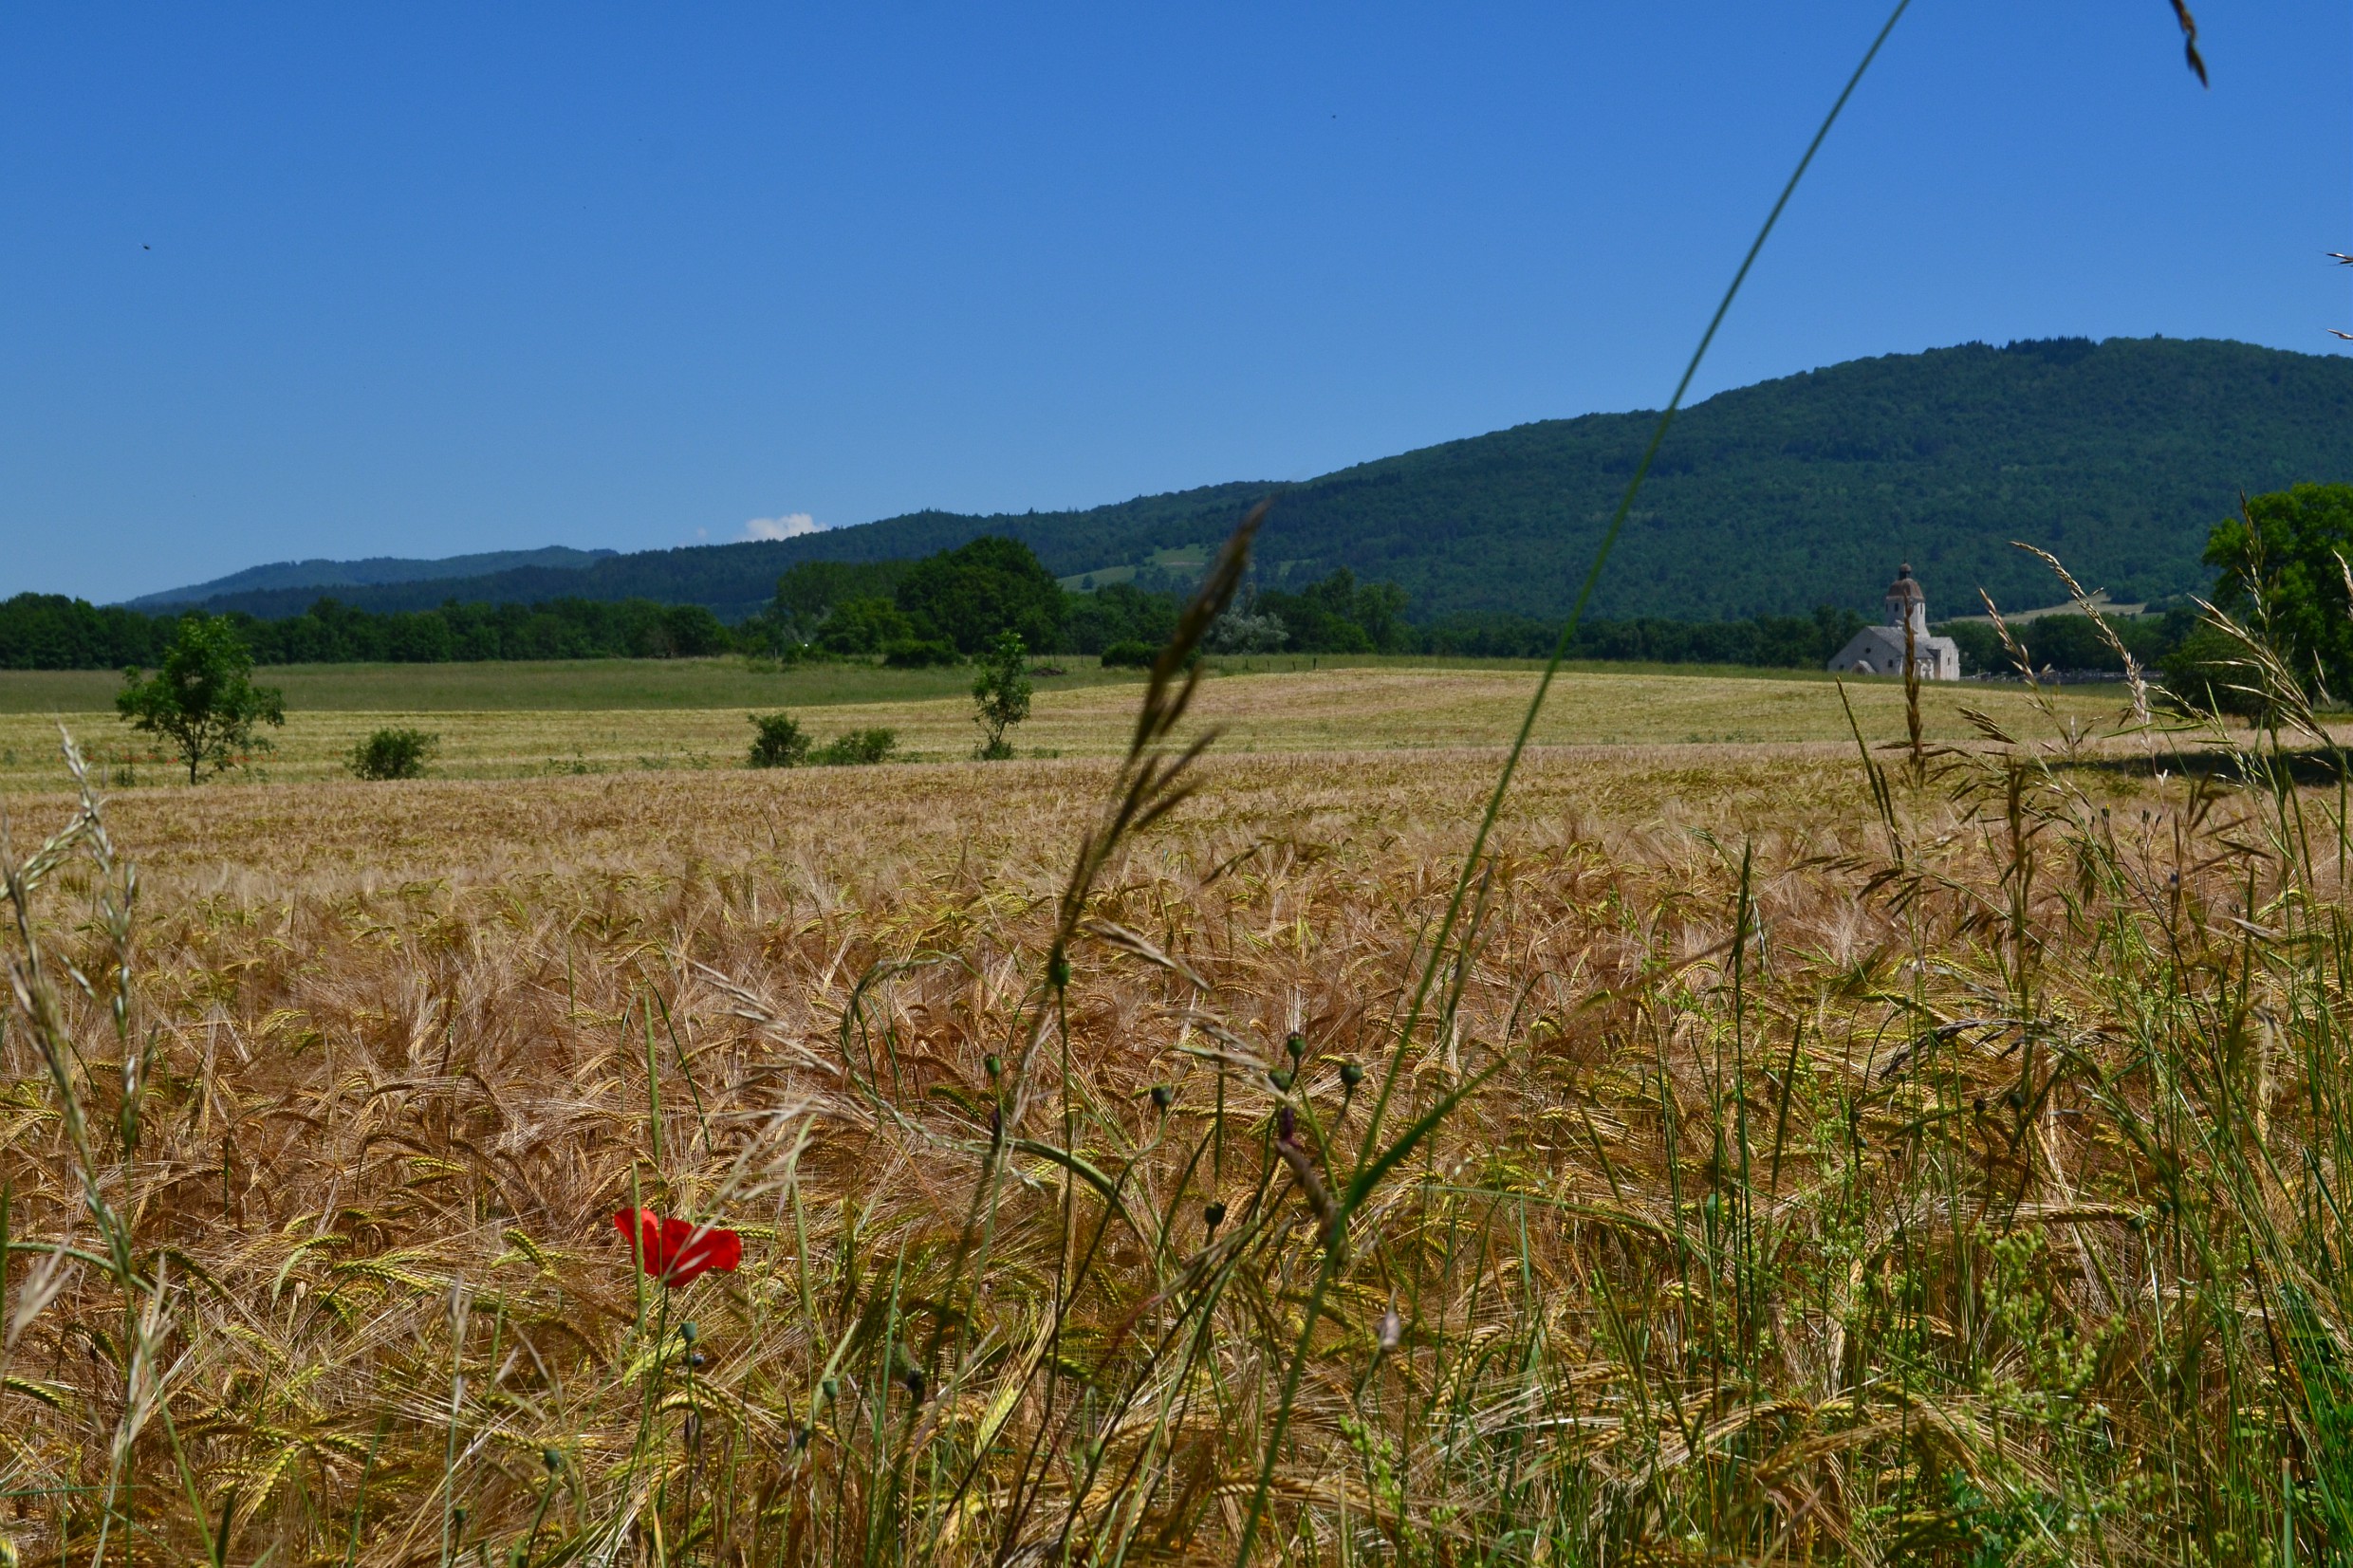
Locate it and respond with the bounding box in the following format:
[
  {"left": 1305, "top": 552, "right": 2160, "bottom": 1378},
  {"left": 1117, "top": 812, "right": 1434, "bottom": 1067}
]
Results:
[{"left": 743, "top": 512, "right": 824, "bottom": 541}]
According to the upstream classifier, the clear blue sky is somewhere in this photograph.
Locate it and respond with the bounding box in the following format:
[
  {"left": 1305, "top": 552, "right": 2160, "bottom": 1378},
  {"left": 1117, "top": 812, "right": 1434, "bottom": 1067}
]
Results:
[{"left": 3, "top": 2, "right": 2345, "bottom": 601}]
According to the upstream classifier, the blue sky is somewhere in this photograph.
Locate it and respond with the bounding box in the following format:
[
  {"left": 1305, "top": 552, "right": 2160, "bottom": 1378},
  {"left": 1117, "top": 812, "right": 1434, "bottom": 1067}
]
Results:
[{"left": 3, "top": 2, "right": 2345, "bottom": 601}]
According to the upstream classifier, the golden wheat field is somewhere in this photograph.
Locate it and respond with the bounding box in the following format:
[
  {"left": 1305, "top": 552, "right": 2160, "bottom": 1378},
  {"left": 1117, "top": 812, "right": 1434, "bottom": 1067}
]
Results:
[
  {"left": 0, "top": 664, "right": 2132, "bottom": 792},
  {"left": 0, "top": 662, "right": 2344, "bottom": 1565}
]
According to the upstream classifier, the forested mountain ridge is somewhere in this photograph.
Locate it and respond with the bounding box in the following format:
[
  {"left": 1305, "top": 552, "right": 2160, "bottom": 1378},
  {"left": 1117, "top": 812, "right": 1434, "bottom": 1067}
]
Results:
[
  {"left": 145, "top": 337, "right": 2353, "bottom": 623},
  {"left": 1253, "top": 336, "right": 2353, "bottom": 618},
  {"left": 126, "top": 545, "right": 617, "bottom": 608}
]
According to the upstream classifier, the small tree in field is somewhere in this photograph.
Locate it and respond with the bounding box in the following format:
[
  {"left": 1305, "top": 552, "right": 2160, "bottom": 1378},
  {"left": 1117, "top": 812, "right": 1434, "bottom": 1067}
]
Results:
[
  {"left": 972, "top": 630, "right": 1033, "bottom": 760},
  {"left": 116, "top": 616, "right": 286, "bottom": 784}
]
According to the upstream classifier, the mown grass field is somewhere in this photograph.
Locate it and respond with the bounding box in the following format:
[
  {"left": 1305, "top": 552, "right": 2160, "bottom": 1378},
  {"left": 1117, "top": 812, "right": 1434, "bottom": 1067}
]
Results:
[
  {"left": 0, "top": 656, "right": 2337, "bottom": 1565},
  {"left": 0, "top": 660, "right": 2135, "bottom": 792}
]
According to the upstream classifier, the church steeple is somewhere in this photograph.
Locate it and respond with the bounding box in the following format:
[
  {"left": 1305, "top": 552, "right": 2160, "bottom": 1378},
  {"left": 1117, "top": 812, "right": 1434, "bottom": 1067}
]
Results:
[
  {"left": 1884, "top": 563, "right": 1927, "bottom": 636},
  {"left": 1829, "top": 563, "right": 1960, "bottom": 681}
]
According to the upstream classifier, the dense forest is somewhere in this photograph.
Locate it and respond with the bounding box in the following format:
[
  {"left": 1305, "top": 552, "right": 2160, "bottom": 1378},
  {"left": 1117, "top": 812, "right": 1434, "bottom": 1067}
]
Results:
[{"left": 131, "top": 338, "right": 2353, "bottom": 626}]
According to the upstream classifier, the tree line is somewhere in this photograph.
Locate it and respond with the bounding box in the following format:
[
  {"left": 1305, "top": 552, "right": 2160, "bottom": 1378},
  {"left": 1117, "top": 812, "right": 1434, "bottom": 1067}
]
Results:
[
  {"left": 0, "top": 592, "right": 735, "bottom": 670},
  {"left": 0, "top": 563, "right": 2021, "bottom": 676},
  {"left": 2, "top": 537, "right": 1411, "bottom": 670},
  {"left": 21, "top": 505, "right": 2325, "bottom": 680}
]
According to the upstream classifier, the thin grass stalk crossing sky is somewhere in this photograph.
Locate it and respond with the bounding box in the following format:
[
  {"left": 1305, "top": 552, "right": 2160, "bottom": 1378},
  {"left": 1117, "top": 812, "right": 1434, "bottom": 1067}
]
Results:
[{"left": 1232, "top": 5, "right": 1918, "bottom": 1562}]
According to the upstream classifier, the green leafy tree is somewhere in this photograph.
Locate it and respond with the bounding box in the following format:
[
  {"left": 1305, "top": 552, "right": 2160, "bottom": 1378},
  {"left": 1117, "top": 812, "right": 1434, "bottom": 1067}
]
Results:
[
  {"left": 2196, "top": 483, "right": 2353, "bottom": 698},
  {"left": 897, "top": 536, "right": 1065, "bottom": 655},
  {"left": 644, "top": 603, "right": 731, "bottom": 657},
  {"left": 115, "top": 616, "right": 286, "bottom": 784},
  {"left": 1059, "top": 581, "right": 1179, "bottom": 655},
  {"left": 772, "top": 560, "right": 911, "bottom": 625},
  {"left": 1253, "top": 568, "right": 1412, "bottom": 654},
  {"left": 732, "top": 608, "right": 808, "bottom": 663},
  {"left": 815, "top": 596, "right": 917, "bottom": 655},
  {"left": 971, "top": 631, "right": 1033, "bottom": 760}
]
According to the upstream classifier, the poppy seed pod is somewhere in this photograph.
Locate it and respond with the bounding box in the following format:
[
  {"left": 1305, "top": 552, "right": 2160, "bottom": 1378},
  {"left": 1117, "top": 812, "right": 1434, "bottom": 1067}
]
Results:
[
  {"left": 984, "top": 1054, "right": 1001, "bottom": 1079},
  {"left": 1203, "top": 1200, "right": 1227, "bottom": 1233},
  {"left": 1340, "top": 1061, "right": 1364, "bottom": 1090},
  {"left": 1150, "top": 1084, "right": 1173, "bottom": 1112},
  {"left": 902, "top": 1367, "right": 927, "bottom": 1401},
  {"left": 1286, "top": 1032, "right": 1305, "bottom": 1061},
  {"left": 542, "top": 1448, "right": 562, "bottom": 1473},
  {"left": 1048, "top": 955, "right": 1072, "bottom": 988},
  {"left": 1268, "top": 1069, "right": 1291, "bottom": 1091},
  {"left": 680, "top": 1321, "right": 697, "bottom": 1344},
  {"left": 822, "top": 1376, "right": 840, "bottom": 1401}
]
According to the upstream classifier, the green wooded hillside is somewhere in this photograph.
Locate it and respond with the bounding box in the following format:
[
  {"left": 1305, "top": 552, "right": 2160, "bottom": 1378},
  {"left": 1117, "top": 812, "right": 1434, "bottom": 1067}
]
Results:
[
  {"left": 123, "top": 546, "right": 619, "bottom": 608},
  {"left": 148, "top": 337, "right": 2353, "bottom": 623}
]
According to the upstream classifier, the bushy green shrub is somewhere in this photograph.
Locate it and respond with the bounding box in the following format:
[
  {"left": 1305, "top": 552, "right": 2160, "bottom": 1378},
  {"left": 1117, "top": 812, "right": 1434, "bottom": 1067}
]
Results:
[
  {"left": 882, "top": 638, "right": 960, "bottom": 669},
  {"left": 747, "top": 712, "right": 810, "bottom": 768},
  {"left": 347, "top": 727, "right": 437, "bottom": 781},
  {"left": 811, "top": 728, "right": 898, "bottom": 766},
  {"left": 1100, "top": 639, "right": 1156, "bottom": 669}
]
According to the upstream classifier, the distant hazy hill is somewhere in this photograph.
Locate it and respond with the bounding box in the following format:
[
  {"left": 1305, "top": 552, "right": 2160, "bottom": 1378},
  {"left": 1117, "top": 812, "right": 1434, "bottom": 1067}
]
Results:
[
  {"left": 126, "top": 545, "right": 617, "bottom": 609},
  {"left": 160, "top": 338, "right": 2353, "bottom": 624}
]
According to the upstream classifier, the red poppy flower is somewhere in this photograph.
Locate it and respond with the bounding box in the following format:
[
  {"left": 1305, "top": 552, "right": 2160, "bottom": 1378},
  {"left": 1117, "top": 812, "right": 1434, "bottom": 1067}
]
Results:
[{"left": 614, "top": 1208, "right": 743, "bottom": 1287}]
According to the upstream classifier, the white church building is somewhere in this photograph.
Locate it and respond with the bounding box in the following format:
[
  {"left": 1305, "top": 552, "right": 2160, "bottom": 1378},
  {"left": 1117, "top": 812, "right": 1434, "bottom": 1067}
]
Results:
[{"left": 1826, "top": 564, "right": 1961, "bottom": 681}]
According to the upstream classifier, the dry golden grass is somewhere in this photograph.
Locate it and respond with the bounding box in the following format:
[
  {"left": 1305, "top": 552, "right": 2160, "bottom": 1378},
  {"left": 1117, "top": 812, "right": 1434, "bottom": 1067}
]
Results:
[
  {"left": 0, "top": 664, "right": 2133, "bottom": 792},
  {"left": 0, "top": 674, "right": 2341, "bottom": 1563}
]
